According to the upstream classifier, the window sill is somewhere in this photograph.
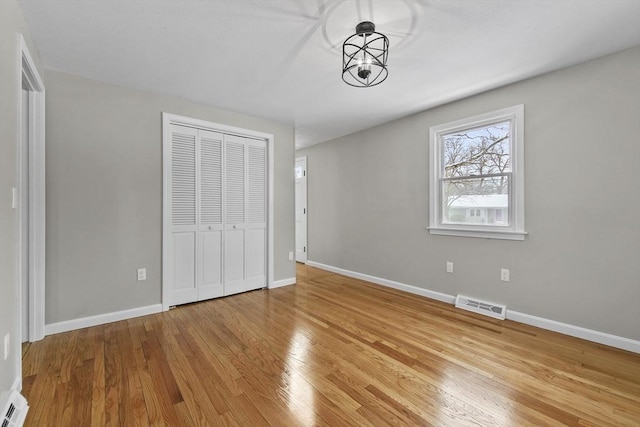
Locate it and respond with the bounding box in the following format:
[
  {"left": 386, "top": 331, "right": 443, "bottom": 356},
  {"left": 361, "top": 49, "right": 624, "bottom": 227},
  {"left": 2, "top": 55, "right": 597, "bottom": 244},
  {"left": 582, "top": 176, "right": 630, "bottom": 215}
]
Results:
[{"left": 427, "top": 227, "right": 527, "bottom": 241}]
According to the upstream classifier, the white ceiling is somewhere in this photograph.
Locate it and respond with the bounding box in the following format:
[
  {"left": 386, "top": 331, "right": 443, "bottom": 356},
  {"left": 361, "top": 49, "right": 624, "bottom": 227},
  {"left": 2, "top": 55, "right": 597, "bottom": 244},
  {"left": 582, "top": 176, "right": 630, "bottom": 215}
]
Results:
[{"left": 18, "top": 0, "right": 640, "bottom": 148}]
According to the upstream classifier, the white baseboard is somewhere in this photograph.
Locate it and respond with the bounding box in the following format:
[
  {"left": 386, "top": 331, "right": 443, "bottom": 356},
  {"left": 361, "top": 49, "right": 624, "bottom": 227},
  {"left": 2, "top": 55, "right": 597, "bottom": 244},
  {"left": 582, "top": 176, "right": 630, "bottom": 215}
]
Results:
[
  {"left": 270, "top": 277, "right": 296, "bottom": 289},
  {"left": 306, "top": 260, "right": 456, "bottom": 304},
  {"left": 306, "top": 260, "right": 640, "bottom": 354},
  {"left": 506, "top": 310, "right": 640, "bottom": 353},
  {"left": 11, "top": 376, "right": 21, "bottom": 393},
  {"left": 45, "top": 304, "right": 163, "bottom": 336}
]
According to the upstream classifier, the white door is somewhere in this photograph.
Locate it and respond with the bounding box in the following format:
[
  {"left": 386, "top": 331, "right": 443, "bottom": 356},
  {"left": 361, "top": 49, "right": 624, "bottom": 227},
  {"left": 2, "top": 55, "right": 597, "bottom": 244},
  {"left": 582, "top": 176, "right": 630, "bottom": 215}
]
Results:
[
  {"left": 198, "top": 130, "right": 224, "bottom": 300},
  {"left": 167, "top": 125, "right": 199, "bottom": 306},
  {"left": 295, "top": 157, "right": 307, "bottom": 263},
  {"left": 224, "top": 136, "right": 246, "bottom": 295},
  {"left": 224, "top": 134, "right": 266, "bottom": 296},
  {"left": 244, "top": 140, "right": 267, "bottom": 290}
]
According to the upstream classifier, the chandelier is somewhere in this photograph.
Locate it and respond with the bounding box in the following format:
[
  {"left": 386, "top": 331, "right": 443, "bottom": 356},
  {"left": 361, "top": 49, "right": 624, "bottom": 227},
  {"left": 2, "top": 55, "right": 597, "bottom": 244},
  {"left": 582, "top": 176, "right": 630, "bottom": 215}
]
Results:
[{"left": 342, "top": 21, "right": 389, "bottom": 87}]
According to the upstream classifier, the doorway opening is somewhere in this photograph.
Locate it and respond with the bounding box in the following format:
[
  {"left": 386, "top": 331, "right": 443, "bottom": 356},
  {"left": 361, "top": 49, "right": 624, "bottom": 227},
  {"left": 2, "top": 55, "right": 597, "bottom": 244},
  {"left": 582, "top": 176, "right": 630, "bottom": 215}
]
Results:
[{"left": 295, "top": 156, "right": 307, "bottom": 263}]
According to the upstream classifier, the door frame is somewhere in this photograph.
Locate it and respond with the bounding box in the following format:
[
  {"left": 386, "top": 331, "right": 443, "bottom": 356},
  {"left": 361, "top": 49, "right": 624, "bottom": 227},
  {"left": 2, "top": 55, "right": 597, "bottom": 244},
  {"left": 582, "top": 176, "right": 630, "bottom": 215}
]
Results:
[
  {"left": 161, "top": 113, "right": 274, "bottom": 311},
  {"left": 18, "top": 34, "right": 46, "bottom": 342},
  {"left": 295, "top": 156, "right": 307, "bottom": 263}
]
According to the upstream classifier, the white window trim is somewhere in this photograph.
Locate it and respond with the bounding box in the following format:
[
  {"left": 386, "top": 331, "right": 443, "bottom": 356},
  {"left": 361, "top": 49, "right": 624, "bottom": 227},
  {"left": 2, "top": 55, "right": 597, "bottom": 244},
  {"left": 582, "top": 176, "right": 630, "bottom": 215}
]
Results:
[{"left": 428, "top": 105, "right": 526, "bottom": 241}]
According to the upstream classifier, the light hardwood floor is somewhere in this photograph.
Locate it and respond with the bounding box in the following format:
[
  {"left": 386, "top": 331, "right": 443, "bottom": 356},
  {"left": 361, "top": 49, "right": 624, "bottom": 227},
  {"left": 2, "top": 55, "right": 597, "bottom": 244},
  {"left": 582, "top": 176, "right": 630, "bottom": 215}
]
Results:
[{"left": 22, "top": 264, "right": 640, "bottom": 426}]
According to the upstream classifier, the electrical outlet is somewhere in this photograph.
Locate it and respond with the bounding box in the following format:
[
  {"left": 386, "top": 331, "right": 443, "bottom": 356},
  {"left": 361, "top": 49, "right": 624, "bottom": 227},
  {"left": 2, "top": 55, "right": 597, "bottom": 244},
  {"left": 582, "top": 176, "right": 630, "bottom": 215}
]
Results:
[
  {"left": 501, "top": 268, "right": 510, "bottom": 282},
  {"left": 4, "top": 333, "right": 9, "bottom": 360},
  {"left": 288, "top": 251, "right": 294, "bottom": 261},
  {"left": 446, "top": 261, "right": 454, "bottom": 273},
  {"left": 11, "top": 188, "right": 17, "bottom": 209},
  {"left": 137, "top": 268, "right": 147, "bottom": 281}
]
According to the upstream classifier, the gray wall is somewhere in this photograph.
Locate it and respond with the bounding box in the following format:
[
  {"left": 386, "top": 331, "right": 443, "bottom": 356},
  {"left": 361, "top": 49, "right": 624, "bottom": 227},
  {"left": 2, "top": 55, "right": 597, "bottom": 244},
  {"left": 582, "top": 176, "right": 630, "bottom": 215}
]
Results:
[
  {"left": 298, "top": 47, "right": 640, "bottom": 341},
  {"left": 0, "top": 0, "right": 44, "bottom": 392},
  {"left": 45, "top": 70, "right": 295, "bottom": 324}
]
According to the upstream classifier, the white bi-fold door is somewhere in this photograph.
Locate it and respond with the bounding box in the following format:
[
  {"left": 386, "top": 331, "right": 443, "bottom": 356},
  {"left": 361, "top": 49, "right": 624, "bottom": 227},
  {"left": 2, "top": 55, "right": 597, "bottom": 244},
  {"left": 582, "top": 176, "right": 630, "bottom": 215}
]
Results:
[
  {"left": 166, "top": 123, "right": 266, "bottom": 307},
  {"left": 223, "top": 134, "right": 267, "bottom": 296}
]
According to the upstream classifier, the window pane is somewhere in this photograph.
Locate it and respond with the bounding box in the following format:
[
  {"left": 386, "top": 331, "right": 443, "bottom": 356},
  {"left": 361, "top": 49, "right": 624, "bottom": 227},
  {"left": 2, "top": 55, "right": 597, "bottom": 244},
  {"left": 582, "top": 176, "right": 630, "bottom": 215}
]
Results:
[
  {"left": 442, "top": 120, "right": 511, "bottom": 178},
  {"left": 294, "top": 166, "right": 303, "bottom": 179},
  {"left": 442, "top": 176, "right": 509, "bottom": 225}
]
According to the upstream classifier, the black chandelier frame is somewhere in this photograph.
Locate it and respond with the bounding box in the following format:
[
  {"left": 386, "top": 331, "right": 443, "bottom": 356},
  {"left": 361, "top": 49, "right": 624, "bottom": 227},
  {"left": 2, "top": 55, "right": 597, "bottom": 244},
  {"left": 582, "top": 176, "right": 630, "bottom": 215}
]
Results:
[{"left": 342, "top": 21, "right": 389, "bottom": 88}]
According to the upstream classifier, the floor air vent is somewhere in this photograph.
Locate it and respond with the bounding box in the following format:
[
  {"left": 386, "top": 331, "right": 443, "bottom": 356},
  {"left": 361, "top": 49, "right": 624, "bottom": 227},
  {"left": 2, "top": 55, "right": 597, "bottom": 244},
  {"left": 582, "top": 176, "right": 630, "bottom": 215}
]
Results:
[
  {"left": 455, "top": 294, "right": 506, "bottom": 320},
  {"left": 1, "top": 390, "right": 28, "bottom": 427}
]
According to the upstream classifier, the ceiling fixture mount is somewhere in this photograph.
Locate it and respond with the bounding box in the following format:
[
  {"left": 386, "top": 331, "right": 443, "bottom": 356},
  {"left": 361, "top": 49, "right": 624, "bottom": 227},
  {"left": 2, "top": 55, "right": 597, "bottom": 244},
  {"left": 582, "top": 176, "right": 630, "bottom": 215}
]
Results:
[{"left": 342, "top": 21, "right": 389, "bottom": 87}]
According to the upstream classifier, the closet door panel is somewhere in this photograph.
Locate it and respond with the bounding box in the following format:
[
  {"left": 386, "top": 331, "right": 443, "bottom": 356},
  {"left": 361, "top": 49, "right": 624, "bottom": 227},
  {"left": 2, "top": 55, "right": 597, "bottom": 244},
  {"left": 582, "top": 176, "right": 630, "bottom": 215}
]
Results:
[
  {"left": 245, "top": 228, "right": 265, "bottom": 290},
  {"left": 200, "top": 231, "right": 223, "bottom": 299},
  {"left": 167, "top": 124, "right": 198, "bottom": 305},
  {"left": 200, "top": 131, "right": 223, "bottom": 227},
  {"left": 245, "top": 141, "right": 267, "bottom": 290},
  {"left": 173, "top": 232, "right": 196, "bottom": 289},
  {"left": 224, "top": 229, "right": 245, "bottom": 295},
  {"left": 225, "top": 139, "right": 245, "bottom": 225},
  {"left": 199, "top": 130, "right": 224, "bottom": 300},
  {"left": 224, "top": 136, "right": 247, "bottom": 295}
]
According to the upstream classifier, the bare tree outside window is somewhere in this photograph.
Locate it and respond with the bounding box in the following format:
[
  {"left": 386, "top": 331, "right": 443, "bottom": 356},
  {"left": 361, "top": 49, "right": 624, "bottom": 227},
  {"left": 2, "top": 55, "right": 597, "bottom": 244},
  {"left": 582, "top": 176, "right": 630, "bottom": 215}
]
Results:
[{"left": 441, "top": 121, "right": 511, "bottom": 225}]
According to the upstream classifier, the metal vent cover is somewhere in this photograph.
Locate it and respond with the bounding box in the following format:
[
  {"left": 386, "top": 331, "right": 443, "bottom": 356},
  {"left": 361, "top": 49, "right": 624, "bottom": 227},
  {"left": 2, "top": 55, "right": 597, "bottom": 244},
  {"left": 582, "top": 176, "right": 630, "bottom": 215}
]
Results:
[
  {"left": 1, "top": 390, "right": 28, "bottom": 427},
  {"left": 455, "top": 294, "right": 506, "bottom": 320}
]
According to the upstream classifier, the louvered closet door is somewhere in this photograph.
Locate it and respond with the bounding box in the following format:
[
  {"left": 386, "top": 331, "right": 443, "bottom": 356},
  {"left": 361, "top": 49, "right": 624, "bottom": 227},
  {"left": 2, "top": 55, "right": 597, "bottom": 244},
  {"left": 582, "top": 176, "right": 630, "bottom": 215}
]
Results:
[
  {"left": 245, "top": 139, "right": 267, "bottom": 290},
  {"left": 168, "top": 125, "right": 198, "bottom": 306},
  {"left": 224, "top": 134, "right": 267, "bottom": 296},
  {"left": 198, "top": 129, "right": 224, "bottom": 300}
]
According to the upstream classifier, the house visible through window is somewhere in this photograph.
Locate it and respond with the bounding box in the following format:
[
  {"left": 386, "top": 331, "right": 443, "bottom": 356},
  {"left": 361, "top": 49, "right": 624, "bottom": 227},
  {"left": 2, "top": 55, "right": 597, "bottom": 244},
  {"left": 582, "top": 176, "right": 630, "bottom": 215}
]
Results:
[{"left": 428, "top": 105, "right": 526, "bottom": 240}]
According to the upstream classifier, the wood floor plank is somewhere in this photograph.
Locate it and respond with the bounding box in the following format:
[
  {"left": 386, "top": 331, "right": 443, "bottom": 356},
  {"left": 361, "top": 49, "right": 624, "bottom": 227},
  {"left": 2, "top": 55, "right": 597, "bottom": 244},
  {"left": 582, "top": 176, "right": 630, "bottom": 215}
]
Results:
[
  {"left": 137, "top": 365, "right": 166, "bottom": 427},
  {"left": 91, "top": 340, "right": 106, "bottom": 426},
  {"left": 22, "top": 264, "right": 640, "bottom": 426},
  {"left": 46, "top": 381, "right": 68, "bottom": 427},
  {"left": 126, "top": 368, "right": 150, "bottom": 427}
]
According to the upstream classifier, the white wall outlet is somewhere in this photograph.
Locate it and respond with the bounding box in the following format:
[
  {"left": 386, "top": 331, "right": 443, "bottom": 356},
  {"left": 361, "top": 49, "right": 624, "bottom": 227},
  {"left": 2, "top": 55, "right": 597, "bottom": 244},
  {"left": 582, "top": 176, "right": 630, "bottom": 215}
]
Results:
[
  {"left": 288, "top": 251, "right": 294, "bottom": 261},
  {"left": 11, "top": 188, "right": 17, "bottom": 209},
  {"left": 501, "top": 268, "right": 510, "bottom": 282},
  {"left": 446, "top": 261, "right": 454, "bottom": 273},
  {"left": 4, "top": 333, "right": 9, "bottom": 360},
  {"left": 137, "top": 268, "right": 147, "bottom": 281}
]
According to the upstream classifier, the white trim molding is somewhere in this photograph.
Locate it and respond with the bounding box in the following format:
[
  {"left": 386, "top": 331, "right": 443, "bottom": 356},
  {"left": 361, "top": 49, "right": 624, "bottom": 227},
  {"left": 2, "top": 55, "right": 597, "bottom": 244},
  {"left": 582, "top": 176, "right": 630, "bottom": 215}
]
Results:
[
  {"left": 45, "top": 304, "right": 163, "bottom": 336},
  {"left": 506, "top": 311, "right": 640, "bottom": 354},
  {"left": 18, "top": 33, "right": 46, "bottom": 342},
  {"left": 270, "top": 277, "right": 296, "bottom": 289},
  {"left": 306, "top": 260, "right": 640, "bottom": 354},
  {"left": 11, "top": 376, "right": 22, "bottom": 393}
]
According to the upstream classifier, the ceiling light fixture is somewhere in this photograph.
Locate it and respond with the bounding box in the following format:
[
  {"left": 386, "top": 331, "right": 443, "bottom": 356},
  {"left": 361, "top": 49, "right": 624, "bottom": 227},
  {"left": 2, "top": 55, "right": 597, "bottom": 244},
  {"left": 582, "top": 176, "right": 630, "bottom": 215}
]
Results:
[{"left": 342, "top": 21, "right": 389, "bottom": 87}]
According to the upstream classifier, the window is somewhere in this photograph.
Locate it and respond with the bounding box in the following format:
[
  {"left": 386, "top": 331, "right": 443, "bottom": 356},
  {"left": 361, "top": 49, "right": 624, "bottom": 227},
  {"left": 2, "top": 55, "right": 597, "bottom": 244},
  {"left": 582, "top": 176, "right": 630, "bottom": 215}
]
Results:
[{"left": 428, "top": 105, "right": 526, "bottom": 240}]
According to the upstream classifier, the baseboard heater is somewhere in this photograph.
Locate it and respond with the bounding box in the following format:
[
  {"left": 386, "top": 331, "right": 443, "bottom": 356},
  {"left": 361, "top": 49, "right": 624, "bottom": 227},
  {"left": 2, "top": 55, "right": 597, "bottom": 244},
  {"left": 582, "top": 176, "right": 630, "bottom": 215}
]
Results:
[
  {"left": 455, "top": 294, "right": 507, "bottom": 320},
  {"left": 1, "top": 390, "right": 28, "bottom": 427}
]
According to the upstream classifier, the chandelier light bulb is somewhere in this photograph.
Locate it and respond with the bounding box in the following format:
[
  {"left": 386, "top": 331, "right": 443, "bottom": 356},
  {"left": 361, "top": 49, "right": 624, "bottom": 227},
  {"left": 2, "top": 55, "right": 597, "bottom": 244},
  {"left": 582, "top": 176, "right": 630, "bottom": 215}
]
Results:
[{"left": 357, "top": 57, "right": 372, "bottom": 79}]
